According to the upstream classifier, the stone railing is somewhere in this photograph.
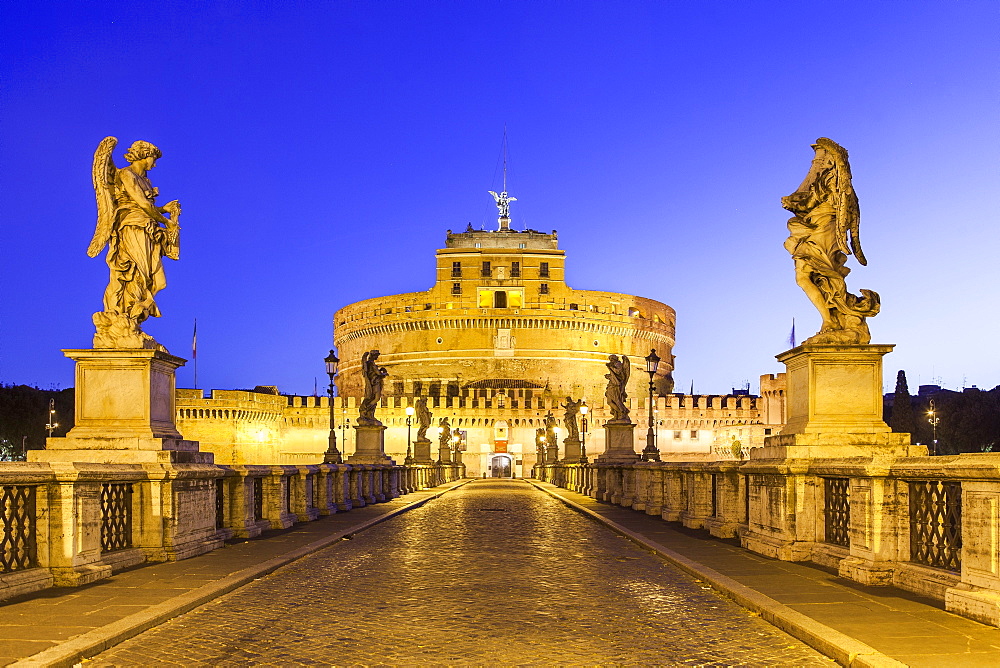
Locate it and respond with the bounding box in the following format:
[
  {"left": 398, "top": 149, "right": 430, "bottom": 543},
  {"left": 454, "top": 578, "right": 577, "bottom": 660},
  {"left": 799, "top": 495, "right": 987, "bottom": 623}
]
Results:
[
  {"left": 535, "top": 454, "right": 1000, "bottom": 628},
  {"left": 0, "top": 461, "right": 462, "bottom": 602}
]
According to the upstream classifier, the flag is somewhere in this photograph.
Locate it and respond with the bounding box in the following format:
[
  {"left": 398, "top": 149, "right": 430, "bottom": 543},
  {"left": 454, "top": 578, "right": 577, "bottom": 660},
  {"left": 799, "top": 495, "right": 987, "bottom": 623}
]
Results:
[
  {"left": 788, "top": 318, "right": 796, "bottom": 348},
  {"left": 192, "top": 318, "right": 198, "bottom": 359},
  {"left": 689, "top": 380, "right": 694, "bottom": 396}
]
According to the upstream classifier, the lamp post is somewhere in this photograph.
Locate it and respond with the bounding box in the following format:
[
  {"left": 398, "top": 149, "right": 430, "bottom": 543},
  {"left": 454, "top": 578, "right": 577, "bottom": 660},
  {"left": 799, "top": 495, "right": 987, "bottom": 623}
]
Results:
[
  {"left": 323, "top": 350, "right": 342, "bottom": 464},
  {"left": 579, "top": 402, "right": 589, "bottom": 463},
  {"left": 642, "top": 349, "right": 661, "bottom": 462},
  {"left": 927, "top": 399, "right": 940, "bottom": 456},
  {"left": 405, "top": 405, "right": 415, "bottom": 464},
  {"left": 45, "top": 398, "right": 59, "bottom": 438}
]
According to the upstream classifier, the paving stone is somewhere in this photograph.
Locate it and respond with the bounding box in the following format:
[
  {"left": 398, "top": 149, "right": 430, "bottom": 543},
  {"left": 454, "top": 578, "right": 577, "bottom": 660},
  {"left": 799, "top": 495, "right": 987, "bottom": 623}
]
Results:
[{"left": 90, "top": 480, "right": 831, "bottom": 666}]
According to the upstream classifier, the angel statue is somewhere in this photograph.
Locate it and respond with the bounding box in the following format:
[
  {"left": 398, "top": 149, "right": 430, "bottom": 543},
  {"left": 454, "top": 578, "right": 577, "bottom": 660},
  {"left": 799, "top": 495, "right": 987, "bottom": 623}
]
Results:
[
  {"left": 415, "top": 396, "right": 432, "bottom": 442},
  {"left": 782, "top": 138, "right": 880, "bottom": 345},
  {"left": 357, "top": 350, "right": 389, "bottom": 426},
  {"left": 488, "top": 190, "right": 516, "bottom": 219},
  {"left": 604, "top": 354, "right": 632, "bottom": 424},
  {"left": 89, "top": 137, "right": 181, "bottom": 351},
  {"left": 561, "top": 397, "right": 582, "bottom": 441},
  {"left": 438, "top": 417, "right": 452, "bottom": 448}
]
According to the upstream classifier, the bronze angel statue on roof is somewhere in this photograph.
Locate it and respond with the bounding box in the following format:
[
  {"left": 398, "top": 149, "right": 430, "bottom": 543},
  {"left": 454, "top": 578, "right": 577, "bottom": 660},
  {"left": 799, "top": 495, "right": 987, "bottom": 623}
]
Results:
[
  {"left": 782, "top": 138, "right": 880, "bottom": 345},
  {"left": 89, "top": 137, "right": 181, "bottom": 351}
]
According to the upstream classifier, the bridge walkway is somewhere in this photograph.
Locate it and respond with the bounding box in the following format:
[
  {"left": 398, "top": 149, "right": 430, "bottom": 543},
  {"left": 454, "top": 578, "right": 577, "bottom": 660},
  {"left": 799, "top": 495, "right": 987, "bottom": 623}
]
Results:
[
  {"left": 86, "top": 479, "right": 827, "bottom": 666},
  {"left": 534, "top": 480, "right": 1000, "bottom": 667}
]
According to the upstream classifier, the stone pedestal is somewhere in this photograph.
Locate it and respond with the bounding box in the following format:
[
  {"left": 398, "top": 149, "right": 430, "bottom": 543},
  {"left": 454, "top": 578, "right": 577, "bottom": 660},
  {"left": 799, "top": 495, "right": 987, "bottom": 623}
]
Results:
[
  {"left": 546, "top": 442, "right": 558, "bottom": 464},
  {"left": 597, "top": 423, "right": 639, "bottom": 463},
  {"left": 348, "top": 424, "right": 394, "bottom": 465},
  {"left": 413, "top": 438, "right": 432, "bottom": 463},
  {"left": 562, "top": 437, "right": 582, "bottom": 462},
  {"left": 438, "top": 442, "right": 452, "bottom": 464},
  {"left": 33, "top": 349, "right": 211, "bottom": 464},
  {"left": 753, "top": 344, "right": 925, "bottom": 459}
]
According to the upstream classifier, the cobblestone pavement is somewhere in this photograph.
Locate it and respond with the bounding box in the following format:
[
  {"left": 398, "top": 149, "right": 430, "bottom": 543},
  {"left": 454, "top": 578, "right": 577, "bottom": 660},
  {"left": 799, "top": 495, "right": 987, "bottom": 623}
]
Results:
[{"left": 89, "top": 480, "right": 832, "bottom": 666}]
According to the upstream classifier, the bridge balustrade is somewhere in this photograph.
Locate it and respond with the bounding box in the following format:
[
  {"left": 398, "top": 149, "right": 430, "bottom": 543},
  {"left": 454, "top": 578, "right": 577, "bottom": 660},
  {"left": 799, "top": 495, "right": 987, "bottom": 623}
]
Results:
[{"left": 0, "top": 460, "right": 461, "bottom": 602}]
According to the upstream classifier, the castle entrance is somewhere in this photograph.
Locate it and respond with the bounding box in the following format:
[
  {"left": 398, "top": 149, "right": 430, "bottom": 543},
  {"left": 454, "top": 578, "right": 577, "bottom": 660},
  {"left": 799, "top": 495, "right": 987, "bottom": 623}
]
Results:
[{"left": 490, "top": 454, "right": 512, "bottom": 478}]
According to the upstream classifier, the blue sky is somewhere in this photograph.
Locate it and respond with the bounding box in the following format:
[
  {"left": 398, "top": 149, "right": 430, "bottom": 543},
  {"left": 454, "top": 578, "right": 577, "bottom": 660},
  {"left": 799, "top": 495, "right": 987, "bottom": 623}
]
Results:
[{"left": 1, "top": 1, "right": 998, "bottom": 395}]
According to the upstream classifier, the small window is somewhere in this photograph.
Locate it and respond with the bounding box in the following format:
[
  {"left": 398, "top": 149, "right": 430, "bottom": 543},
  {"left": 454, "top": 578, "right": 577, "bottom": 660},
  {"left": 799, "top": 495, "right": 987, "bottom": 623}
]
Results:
[
  {"left": 393, "top": 381, "right": 404, "bottom": 395},
  {"left": 451, "top": 282, "right": 461, "bottom": 295},
  {"left": 414, "top": 381, "right": 424, "bottom": 394},
  {"left": 764, "top": 428, "right": 772, "bottom": 435},
  {"left": 518, "top": 243, "right": 526, "bottom": 249},
  {"left": 569, "top": 303, "right": 578, "bottom": 310},
  {"left": 540, "top": 283, "right": 549, "bottom": 295},
  {"left": 482, "top": 261, "right": 491, "bottom": 277},
  {"left": 673, "top": 431, "right": 682, "bottom": 440},
  {"left": 539, "top": 262, "right": 549, "bottom": 278},
  {"left": 511, "top": 261, "right": 520, "bottom": 277},
  {"left": 690, "top": 430, "right": 699, "bottom": 439},
  {"left": 451, "top": 262, "right": 461, "bottom": 277},
  {"left": 475, "top": 243, "right": 481, "bottom": 248}
]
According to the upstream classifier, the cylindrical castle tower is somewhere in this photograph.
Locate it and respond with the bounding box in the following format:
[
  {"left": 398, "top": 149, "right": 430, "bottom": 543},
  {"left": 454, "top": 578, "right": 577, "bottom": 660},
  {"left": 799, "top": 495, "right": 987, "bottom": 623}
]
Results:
[{"left": 334, "top": 223, "right": 675, "bottom": 404}]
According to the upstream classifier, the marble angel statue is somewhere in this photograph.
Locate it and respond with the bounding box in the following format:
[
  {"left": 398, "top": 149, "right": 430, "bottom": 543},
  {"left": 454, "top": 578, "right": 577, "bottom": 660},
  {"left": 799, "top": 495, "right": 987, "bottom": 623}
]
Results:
[
  {"left": 358, "top": 350, "right": 389, "bottom": 425},
  {"left": 604, "top": 354, "right": 631, "bottom": 424},
  {"left": 488, "top": 190, "right": 516, "bottom": 219},
  {"left": 89, "top": 137, "right": 181, "bottom": 351},
  {"left": 782, "top": 138, "right": 880, "bottom": 345}
]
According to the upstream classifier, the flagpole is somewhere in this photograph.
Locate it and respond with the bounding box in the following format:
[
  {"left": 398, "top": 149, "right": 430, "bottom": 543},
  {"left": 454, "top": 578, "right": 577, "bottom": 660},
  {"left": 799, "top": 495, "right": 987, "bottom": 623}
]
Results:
[{"left": 192, "top": 318, "right": 198, "bottom": 390}]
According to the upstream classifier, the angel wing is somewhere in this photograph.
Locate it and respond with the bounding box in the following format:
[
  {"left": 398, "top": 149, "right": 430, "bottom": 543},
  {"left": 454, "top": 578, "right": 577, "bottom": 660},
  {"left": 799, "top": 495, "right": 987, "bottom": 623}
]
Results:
[
  {"left": 817, "top": 137, "right": 866, "bottom": 266},
  {"left": 488, "top": 190, "right": 500, "bottom": 203},
  {"left": 87, "top": 136, "right": 118, "bottom": 258},
  {"left": 620, "top": 355, "right": 631, "bottom": 385}
]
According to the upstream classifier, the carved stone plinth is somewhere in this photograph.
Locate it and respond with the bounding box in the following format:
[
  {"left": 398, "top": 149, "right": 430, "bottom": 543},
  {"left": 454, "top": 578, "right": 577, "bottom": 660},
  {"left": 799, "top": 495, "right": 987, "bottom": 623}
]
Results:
[
  {"left": 413, "top": 437, "right": 433, "bottom": 463},
  {"left": 597, "top": 423, "right": 639, "bottom": 463},
  {"left": 32, "top": 349, "right": 211, "bottom": 464},
  {"left": 562, "top": 437, "right": 582, "bottom": 462},
  {"left": 753, "top": 344, "right": 925, "bottom": 459},
  {"left": 349, "top": 425, "right": 394, "bottom": 465}
]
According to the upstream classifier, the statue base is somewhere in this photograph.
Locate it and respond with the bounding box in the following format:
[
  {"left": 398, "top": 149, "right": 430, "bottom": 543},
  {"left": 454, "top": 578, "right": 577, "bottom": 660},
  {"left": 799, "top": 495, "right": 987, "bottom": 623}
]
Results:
[
  {"left": 413, "top": 438, "right": 433, "bottom": 463},
  {"left": 562, "top": 437, "right": 582, "bottom": 462},
  {"left": 758, "top": 343, "right": 925, "bottom": 459},
  {"left": 348, "top": 424, "right": 394, "bottom": 465},
  {"left": 597, "top": 423, "right": 639, "bottom": 463},
  {"left": 779, "top": 344, "right": 893, "bottom": 435},
  {"left": 32, "top": 348, "right": 212, "bottom": 464}
]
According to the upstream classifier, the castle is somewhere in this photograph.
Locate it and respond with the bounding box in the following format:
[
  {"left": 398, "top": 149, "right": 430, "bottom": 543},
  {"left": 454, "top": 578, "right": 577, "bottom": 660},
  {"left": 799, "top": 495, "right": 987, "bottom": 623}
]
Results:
[{"left": 173, "top": 194, "right": 785, "bottom": 475}]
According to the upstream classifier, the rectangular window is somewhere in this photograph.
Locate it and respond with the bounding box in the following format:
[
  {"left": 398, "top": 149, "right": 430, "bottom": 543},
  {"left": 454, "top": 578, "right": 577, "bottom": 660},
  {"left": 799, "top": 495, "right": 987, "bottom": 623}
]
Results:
[
  {"left": 451, "top": 262, "right": 462, "bottom": 277},
  {"left": 690, "top": 430, "right": 699, "bottom": 439},
  {"left": 673, "top": 430, "right": 682, "bottom": 440},
  {"left": 413, "top": 381, "right": 423, "bottom": 395},
  {"left": 511, "top": 261, "right": 520, "bottom": 277},
  {"left": 429, "top": 382, "right": 441, "bottom": 396},
  {"left": 540, "top": 283, "right": 549, "bottom": 295},
  {"left": 393, "top": 381, "right": 404, "bottom": 395},
  {"left": 481, "top": 261, "right": 492, "bottom": 277},
  {"left": 539, "top": 262, "right": 549, "bottom": 278},
  {"left": 569, "top": 303, "right": 578, "bottom": 310},
  {"left": 452, "top": 282, "right": 461, "bottom": 295}
]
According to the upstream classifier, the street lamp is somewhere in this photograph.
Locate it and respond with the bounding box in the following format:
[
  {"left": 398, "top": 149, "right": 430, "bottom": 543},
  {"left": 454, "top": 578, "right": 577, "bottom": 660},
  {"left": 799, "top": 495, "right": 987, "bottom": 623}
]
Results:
[
  {"left": 45, "top": 398, "right": 59, "bottom": 438},
  {"left": 323, "top": 350, "right": 342, "bottom": 464},
  {"left": 927, "top": 399, "right": 940, "bottom": 456},
  {"left": 553, "top": 426, "right": 561, "bottom": 461},
  {"left": 579, "top": 402, "right": 589, "bottom": 463},
  {"left": 642, "top": 349, "right": 661, "bottom": 461},
  {"left": 405, "top": 405, "right": 415, "bottom": 464}
]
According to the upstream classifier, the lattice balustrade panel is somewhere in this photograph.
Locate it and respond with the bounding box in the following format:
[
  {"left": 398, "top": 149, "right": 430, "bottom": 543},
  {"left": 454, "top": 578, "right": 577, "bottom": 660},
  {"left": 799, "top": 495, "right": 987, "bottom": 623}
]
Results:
[
  {"left": 253, "top": 477, "right": 264, "bottom": 521},
  {"left": 824, "top": 478, "right": 850, "bottom": 547},
  {"left": 909, "top": 480, "right": 962, "bottom": 572},
  {"left": 100, "top": 483, "right": 133, "bottom": 552},
  {"left": 0, "top": 485, "right": 37, "bottom": 573}
]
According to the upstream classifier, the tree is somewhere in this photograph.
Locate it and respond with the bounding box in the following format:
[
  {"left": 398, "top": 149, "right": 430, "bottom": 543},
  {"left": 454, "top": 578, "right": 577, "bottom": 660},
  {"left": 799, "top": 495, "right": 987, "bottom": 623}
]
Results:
[{"left": 889, "top": 370, "right": 915, "bottom": 443}]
